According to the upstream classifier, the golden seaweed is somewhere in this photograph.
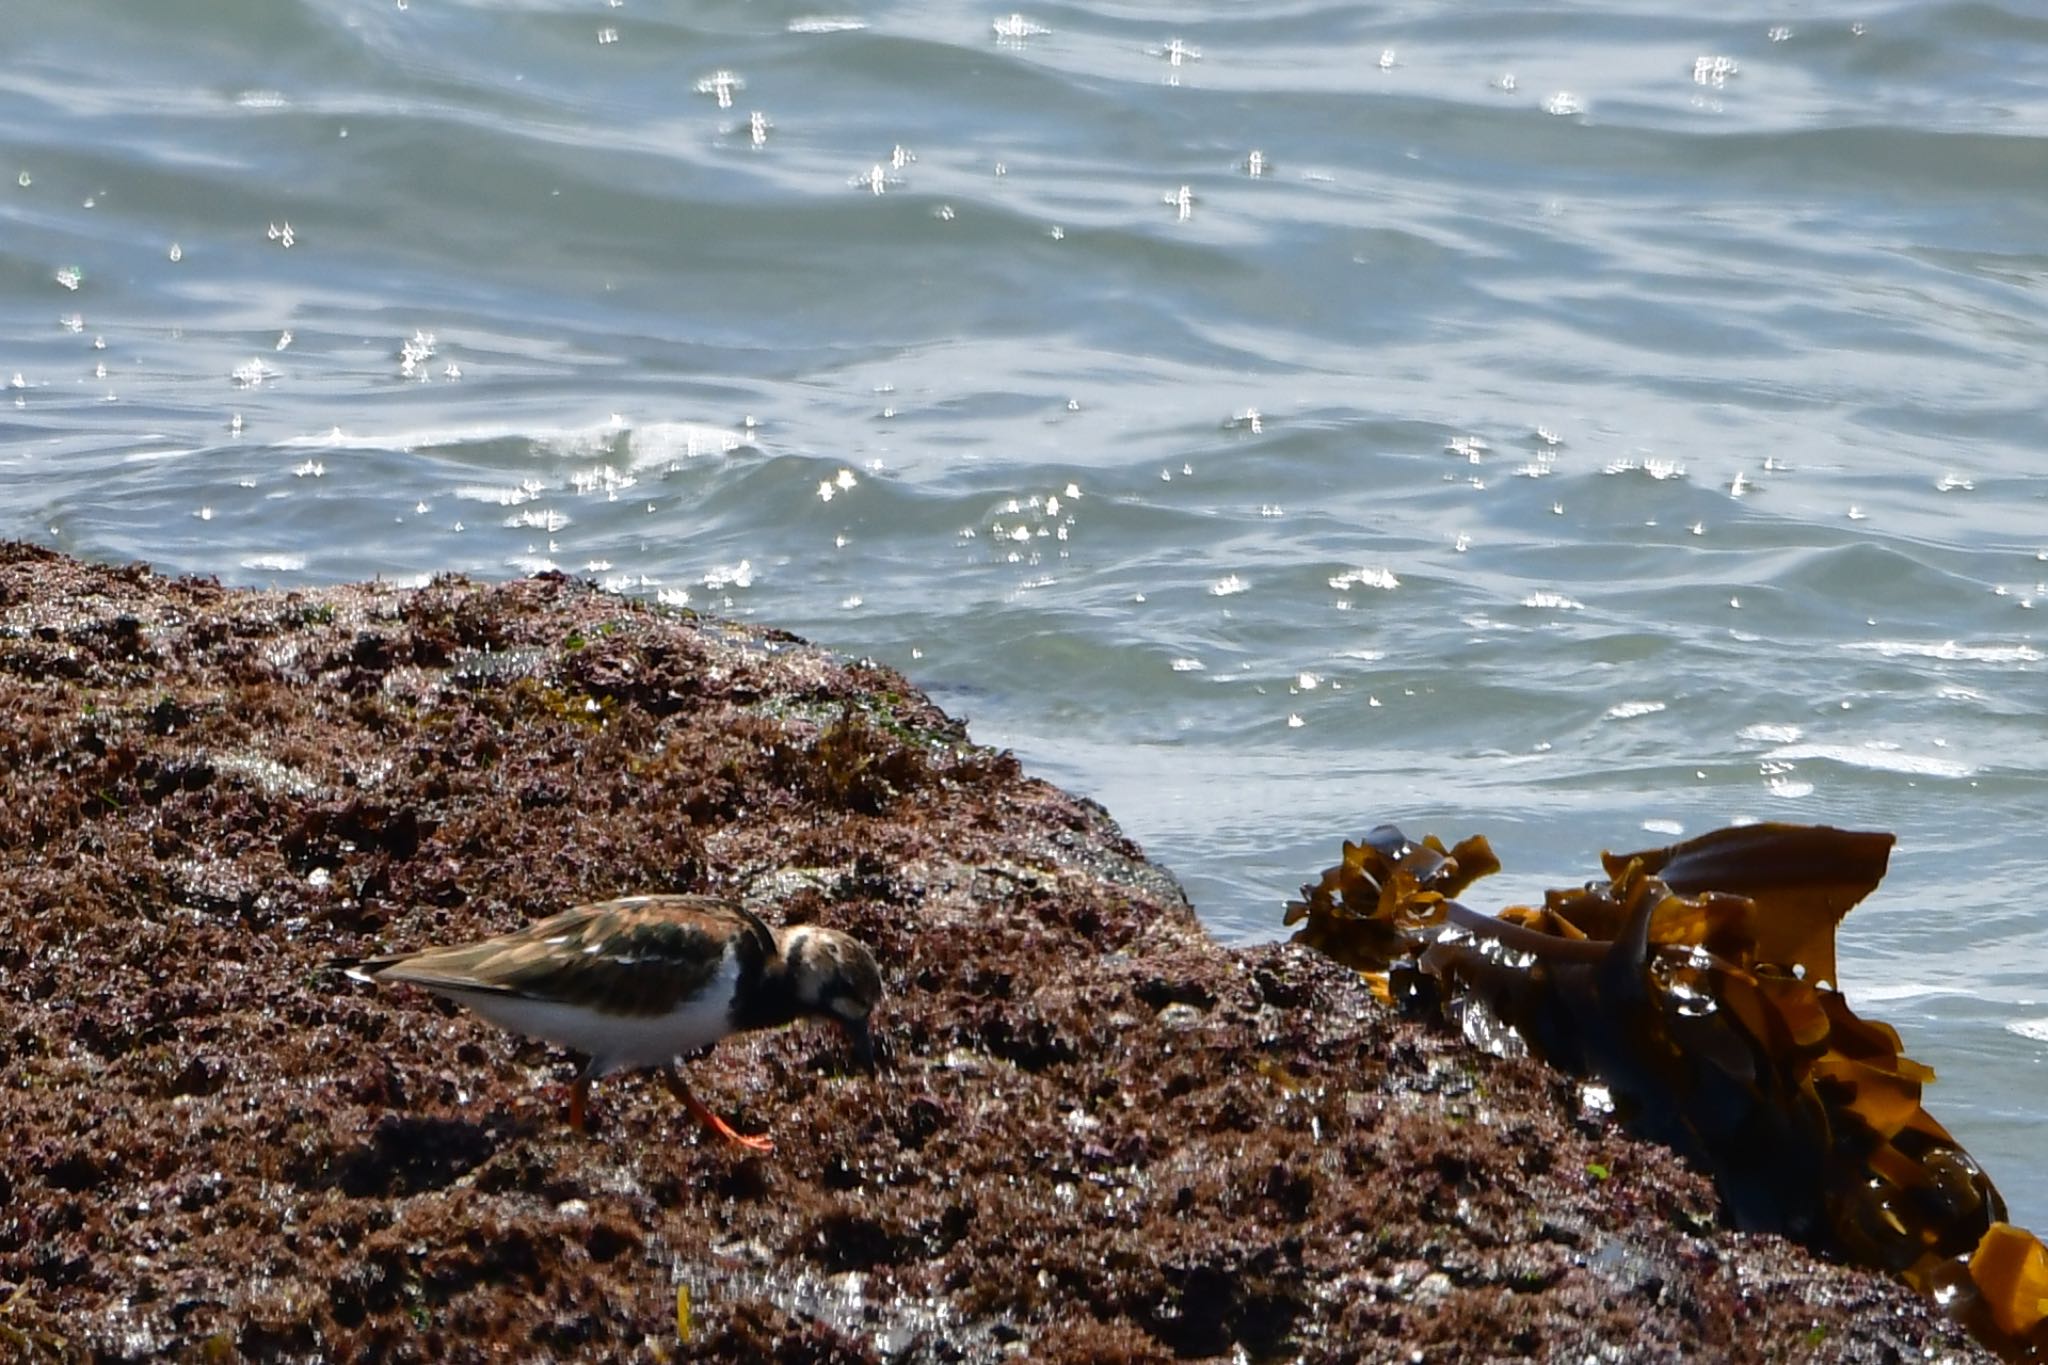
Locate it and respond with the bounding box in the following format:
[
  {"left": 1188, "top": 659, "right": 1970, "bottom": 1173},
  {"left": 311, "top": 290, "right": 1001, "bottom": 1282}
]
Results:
[{"left": 1287, "top": 821, "right": 2047, "bottom": 1362}]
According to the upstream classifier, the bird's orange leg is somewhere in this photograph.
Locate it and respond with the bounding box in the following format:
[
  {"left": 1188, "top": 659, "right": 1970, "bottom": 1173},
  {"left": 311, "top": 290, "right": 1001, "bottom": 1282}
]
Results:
[
  {"left": 568, "top": 1076, "right": 590, "bottom": 1134},
  {"left": 662, "top": 1071, "right": 773, "bottom": 1152}
]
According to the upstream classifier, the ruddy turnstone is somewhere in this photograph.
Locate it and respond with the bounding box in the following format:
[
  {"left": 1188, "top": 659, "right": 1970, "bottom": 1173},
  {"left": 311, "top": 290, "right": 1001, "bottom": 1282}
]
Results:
[{"left": 343, "top": 894, "right": 882, "bottom": 1151}]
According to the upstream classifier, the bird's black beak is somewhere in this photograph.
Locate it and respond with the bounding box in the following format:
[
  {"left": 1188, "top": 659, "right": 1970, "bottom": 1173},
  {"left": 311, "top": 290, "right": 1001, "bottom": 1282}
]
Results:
[{"left": 839, "top": 1017, "right": 878, "bottom": 1074}]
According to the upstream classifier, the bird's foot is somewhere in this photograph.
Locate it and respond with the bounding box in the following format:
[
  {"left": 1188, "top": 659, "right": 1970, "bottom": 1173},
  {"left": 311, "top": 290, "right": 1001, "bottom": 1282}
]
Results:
[{"left": 662, "top": 1070, "right": 774, "bottom": 1153}]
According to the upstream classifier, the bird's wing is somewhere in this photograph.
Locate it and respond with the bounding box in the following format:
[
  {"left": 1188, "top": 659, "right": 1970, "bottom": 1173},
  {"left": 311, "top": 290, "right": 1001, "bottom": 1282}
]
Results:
[{"left": 362, "top": 894, "right": 770, "bottom": 1017}]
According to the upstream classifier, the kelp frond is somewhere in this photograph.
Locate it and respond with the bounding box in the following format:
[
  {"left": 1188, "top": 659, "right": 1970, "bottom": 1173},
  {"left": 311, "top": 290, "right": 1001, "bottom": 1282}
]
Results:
[{"left": 1288, "top": 820, "right": 2046, "bottom": 1362}]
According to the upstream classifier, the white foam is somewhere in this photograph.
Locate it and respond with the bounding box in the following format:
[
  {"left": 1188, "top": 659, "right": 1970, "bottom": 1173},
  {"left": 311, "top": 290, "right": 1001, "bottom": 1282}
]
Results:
[
  {"left": 1841, "top": 640, "right": 2041, "bottom": 663},
  {"left": 1736, "top": 723, "right": 1803, "bottom": 745},
  {"left": 1328, "top": 566, "right": 1399, "bottom": 591},
  {"left": 278, "top": 419, "right": 615, "bottom": 457},
  {"left": 1853, "top": 981, "right": 1935, "bottom": 1004},
  {"left": 453, "top": 482, "right": 543, "bottom": 507},
  {"left": 624, "top": 420, "right": 751, "bottom": 466},
  {"left": 704, "top": 559, "right": 754, "bottom": 590},
  {"left": 1763, "top": 741, "right": 1972, "bottom": 779}
]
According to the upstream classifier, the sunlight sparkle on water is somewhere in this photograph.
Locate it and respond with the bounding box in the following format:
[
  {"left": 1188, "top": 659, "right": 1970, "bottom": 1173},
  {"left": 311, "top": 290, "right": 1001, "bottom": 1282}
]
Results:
[
  {"left": 695, "top": 71, "right": 744, "bottom": 109},
  {"left": 398, "top": 331, "right": 436, "bottom": 379},
  {"left": 1604, "top": 456, "right": 1685, "bottom": 480},
  {"left": 570, "top": 466, "right": 634, "bottom": 496},
  {"left": 992, "top": 13, "right": 1049, "bottom": 43},
  {"left": 853, "top": 164, "right": 902, "bottom": 195},
  {"left": 1692, "top": 56, "right": 1738, "bottom": 87}
]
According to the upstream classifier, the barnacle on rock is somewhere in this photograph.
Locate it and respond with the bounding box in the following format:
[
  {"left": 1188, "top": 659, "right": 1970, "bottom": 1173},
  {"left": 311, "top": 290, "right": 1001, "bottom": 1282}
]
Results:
[{"left": 1288, "top": 821, "right": 2048, "bottom": 1362}]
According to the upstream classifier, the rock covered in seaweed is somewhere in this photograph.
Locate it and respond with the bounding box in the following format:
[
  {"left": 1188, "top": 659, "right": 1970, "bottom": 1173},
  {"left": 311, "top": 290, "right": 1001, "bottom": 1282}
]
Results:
[{"left": 0, "top": 543, "right": 2002, "bottom": 1362}]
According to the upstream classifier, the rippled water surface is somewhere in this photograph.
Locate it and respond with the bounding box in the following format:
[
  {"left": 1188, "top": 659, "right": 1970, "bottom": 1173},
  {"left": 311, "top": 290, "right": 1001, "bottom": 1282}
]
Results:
[{"left": 7, "top": 0, "right": 2046, "bottom": 1223}]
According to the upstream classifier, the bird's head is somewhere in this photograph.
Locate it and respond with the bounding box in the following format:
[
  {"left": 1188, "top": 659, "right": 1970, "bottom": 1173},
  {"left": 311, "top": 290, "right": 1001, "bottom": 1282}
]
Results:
[{"left": 780, "top": 925, "right": 884, "bottom": 1070}]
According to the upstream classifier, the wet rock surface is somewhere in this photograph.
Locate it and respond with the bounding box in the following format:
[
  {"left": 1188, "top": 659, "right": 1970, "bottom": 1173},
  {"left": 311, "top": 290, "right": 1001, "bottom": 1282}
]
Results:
[{"left": 0, "top": 543, "right": 1990, "bottom": 1363}]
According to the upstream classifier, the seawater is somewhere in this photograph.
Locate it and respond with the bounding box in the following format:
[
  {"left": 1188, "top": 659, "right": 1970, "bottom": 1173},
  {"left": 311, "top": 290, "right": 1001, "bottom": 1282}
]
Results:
[{"left": 5, "top": 0, "right": 2045, "bottom": 1226}]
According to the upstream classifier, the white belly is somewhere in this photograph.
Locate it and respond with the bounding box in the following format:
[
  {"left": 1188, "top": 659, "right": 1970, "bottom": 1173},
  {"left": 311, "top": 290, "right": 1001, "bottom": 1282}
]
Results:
[{"left": 454, "top": 950, "right": 741, "bottom": 1075}]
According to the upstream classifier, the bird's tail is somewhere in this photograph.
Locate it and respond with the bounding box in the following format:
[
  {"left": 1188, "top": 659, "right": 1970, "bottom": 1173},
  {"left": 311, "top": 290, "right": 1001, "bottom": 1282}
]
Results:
[{"left": 328, "top": 953, "right": 407, "bottom": 985}]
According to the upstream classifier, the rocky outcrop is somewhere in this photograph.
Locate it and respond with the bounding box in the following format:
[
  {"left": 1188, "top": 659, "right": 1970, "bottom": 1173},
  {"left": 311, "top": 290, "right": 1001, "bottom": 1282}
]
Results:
[{"left": 0, "top": 544, "right": 1989, "bottom": 1362}]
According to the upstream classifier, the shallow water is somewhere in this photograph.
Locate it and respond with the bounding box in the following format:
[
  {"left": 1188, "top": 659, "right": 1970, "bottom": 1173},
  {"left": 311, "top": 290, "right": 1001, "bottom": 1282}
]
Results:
[{"left": 6, "top": 0, "right": 2046, "bottom": 1226}]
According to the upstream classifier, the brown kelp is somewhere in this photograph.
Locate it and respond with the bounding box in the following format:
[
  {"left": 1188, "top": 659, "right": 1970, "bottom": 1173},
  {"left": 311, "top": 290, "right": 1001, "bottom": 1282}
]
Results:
[{"left": 1286, "top": 822, "right": 2048, "bottom": 1361}]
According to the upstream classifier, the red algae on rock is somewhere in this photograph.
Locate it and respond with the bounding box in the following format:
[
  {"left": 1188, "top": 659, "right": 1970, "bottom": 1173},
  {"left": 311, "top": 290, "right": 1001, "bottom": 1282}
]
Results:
[{"left": 0, "top": 543, "right": 2000, "bottom": 1362}]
